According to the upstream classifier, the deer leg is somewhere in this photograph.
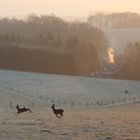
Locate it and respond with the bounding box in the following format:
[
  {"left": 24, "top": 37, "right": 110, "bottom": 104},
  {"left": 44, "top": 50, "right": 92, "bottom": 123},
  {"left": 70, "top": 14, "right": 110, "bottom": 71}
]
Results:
[
  {"left": 28, "top": 109, "right": 32, "bottom": 113},
  {"left": 56, "top": 114, "right": 61, "bottom": 118},
  {"left": 58, "top": 114, "right": 63, "bottom": 118},
  {"left": 15, "top": 111, "right": 20, "bottom": 115},
  {"left": 56, "top": 115, "right": 61, "bottom": 119},
  {"left": 26, "top": 108, "right": 32, "bottom": 113},
  {"left": 15, "top": 112, "right": 18, "bottom": 116}
]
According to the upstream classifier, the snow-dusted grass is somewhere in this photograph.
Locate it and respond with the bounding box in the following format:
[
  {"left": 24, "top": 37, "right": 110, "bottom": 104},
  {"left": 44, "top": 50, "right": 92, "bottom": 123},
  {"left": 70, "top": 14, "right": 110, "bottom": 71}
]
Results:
[
  {"left": 0, "top": 69, "right": 139, "bottom": 108},
  {"left": 0, "top": 70, "right": 140, "bottom": 139},
  {"left": 1, "top": 105, "right": 140, "bottom": 140}
]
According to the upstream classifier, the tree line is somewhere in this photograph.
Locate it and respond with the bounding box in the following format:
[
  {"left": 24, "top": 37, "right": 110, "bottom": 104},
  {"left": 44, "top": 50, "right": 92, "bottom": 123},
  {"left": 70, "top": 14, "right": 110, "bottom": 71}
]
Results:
[
  {"left": 0, "top": 14, "right": 108, "bottom": 75},
  {"left": 112, "top": 42, "right": 140, "bottom": 80},
  {"left": 88, "top": 12, "right": 140, "bottom": 29}
]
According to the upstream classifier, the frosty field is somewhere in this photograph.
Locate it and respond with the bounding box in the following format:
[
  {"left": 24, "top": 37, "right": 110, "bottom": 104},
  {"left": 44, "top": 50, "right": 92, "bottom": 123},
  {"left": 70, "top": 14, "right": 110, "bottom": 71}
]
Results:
[
  {"left": 0, "top": 69, "right": 140, "bottom": 140},
  {"left": 1, "top": 105, "right": 140, "bottom": 140},
  {"left": 0, "top": 70, "right": 140, "bottom": 108}
]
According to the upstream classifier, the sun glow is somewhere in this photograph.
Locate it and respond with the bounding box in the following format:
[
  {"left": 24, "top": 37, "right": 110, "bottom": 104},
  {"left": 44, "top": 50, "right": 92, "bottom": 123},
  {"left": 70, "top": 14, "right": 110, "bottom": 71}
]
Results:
[{"left": 108, "top": 48, "right": 115, "bottom": 64}]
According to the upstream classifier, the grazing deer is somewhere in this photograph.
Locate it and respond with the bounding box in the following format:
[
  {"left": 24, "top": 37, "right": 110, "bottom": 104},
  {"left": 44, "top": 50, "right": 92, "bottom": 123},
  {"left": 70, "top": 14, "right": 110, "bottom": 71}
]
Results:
[
  {"left": 16, "top": 104, "right": 32, "bottom": 115},
  {"left": 51, "top": 104, "right": 64, "bottom": 118}
]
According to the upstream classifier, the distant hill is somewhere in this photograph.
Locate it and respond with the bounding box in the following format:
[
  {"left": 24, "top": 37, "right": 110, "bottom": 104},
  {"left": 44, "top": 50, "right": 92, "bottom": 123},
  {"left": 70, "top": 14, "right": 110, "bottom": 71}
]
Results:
[{"left": 88, "top": 12, "right": 140, "bottom": 29}]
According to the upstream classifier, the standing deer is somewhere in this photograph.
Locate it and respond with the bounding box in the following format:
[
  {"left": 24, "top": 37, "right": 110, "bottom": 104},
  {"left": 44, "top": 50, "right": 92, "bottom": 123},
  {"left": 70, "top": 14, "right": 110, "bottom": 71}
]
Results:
[
  {"left": 16, "top": 104, "right": 32, "bottom": 115},
  {"left": 51, "top": 104, "right": 64, "bottom": 118}
]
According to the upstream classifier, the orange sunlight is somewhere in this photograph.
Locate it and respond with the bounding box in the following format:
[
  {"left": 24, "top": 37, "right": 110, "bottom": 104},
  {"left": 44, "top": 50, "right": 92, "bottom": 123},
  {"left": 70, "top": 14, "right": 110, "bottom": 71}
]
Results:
[{"left": 108, "top": 48, "right": 115, "bottom": 64}]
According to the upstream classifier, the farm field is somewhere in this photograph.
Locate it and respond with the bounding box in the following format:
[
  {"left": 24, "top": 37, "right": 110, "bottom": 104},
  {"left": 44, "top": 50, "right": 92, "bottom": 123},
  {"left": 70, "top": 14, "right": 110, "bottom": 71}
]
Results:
[
  {"left": 0, "top": 70, "right": 140, "bottom": 139},
  {"left": 0, "top": 70, "right": 140, "bottom": 108},
  {"left": 1, "top": 105, "right": 140, "bottom": 140}
]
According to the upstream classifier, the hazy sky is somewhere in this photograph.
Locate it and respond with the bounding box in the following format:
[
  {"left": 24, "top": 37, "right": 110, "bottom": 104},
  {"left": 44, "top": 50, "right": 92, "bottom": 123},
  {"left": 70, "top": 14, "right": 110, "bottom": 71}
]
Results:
[{"left": 0, "top": 0, "right": 140, "bottom": 17}]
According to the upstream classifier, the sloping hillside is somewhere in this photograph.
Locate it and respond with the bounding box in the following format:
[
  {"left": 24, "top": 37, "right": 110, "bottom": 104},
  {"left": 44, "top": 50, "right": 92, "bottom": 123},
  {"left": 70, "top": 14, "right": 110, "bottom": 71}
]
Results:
[
  {"left": 0, "top": 70, "right": 140, "bottom": 108},
  {"left": 0, "top": 88, "right": 48, "bottom": 108}
]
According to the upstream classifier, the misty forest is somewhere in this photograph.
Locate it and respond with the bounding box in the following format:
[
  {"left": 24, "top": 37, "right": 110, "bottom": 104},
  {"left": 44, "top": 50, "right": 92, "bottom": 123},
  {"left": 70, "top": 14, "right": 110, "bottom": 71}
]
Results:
[{"left": 0, "top": 12, "right": 140, "bottom": 80}]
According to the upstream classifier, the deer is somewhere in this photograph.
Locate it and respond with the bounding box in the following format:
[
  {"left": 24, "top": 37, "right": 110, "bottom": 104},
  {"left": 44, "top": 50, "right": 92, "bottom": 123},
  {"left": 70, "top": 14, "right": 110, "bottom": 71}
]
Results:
[
  {"left": 16, "top": 104, "right": 32, "bottom": 115},
  {"left": 51, "top": 104, "right": 64, "bottom": 118}
]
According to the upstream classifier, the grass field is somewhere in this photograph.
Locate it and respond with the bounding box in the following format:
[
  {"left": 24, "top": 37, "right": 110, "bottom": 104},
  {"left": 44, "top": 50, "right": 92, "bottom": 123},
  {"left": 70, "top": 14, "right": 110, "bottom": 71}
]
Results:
[
  {"left": 1, "top": 104, "right": 140, "bottom": 140},
  {"left": 0, "top": 70, "right": 140, "bottom": 139}
]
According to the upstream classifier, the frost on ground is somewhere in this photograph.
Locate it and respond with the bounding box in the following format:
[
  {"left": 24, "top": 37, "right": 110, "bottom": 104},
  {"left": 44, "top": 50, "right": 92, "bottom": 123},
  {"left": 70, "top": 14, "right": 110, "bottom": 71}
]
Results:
[
  {"left": 0, "top": 70, "right": 140, "bottom": 139},
  {"left": 1, "top": 105, "right": 140, "bottom": 140},
  {"left": 0, "top": 70, "right": 140, "bottom": 108}
]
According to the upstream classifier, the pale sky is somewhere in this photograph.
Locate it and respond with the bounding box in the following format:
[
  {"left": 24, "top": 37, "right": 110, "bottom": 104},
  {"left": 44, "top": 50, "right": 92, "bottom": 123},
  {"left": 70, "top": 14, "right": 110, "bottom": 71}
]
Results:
[{"left": 0, "top": 0, "right": 140, "bottom": 18}]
